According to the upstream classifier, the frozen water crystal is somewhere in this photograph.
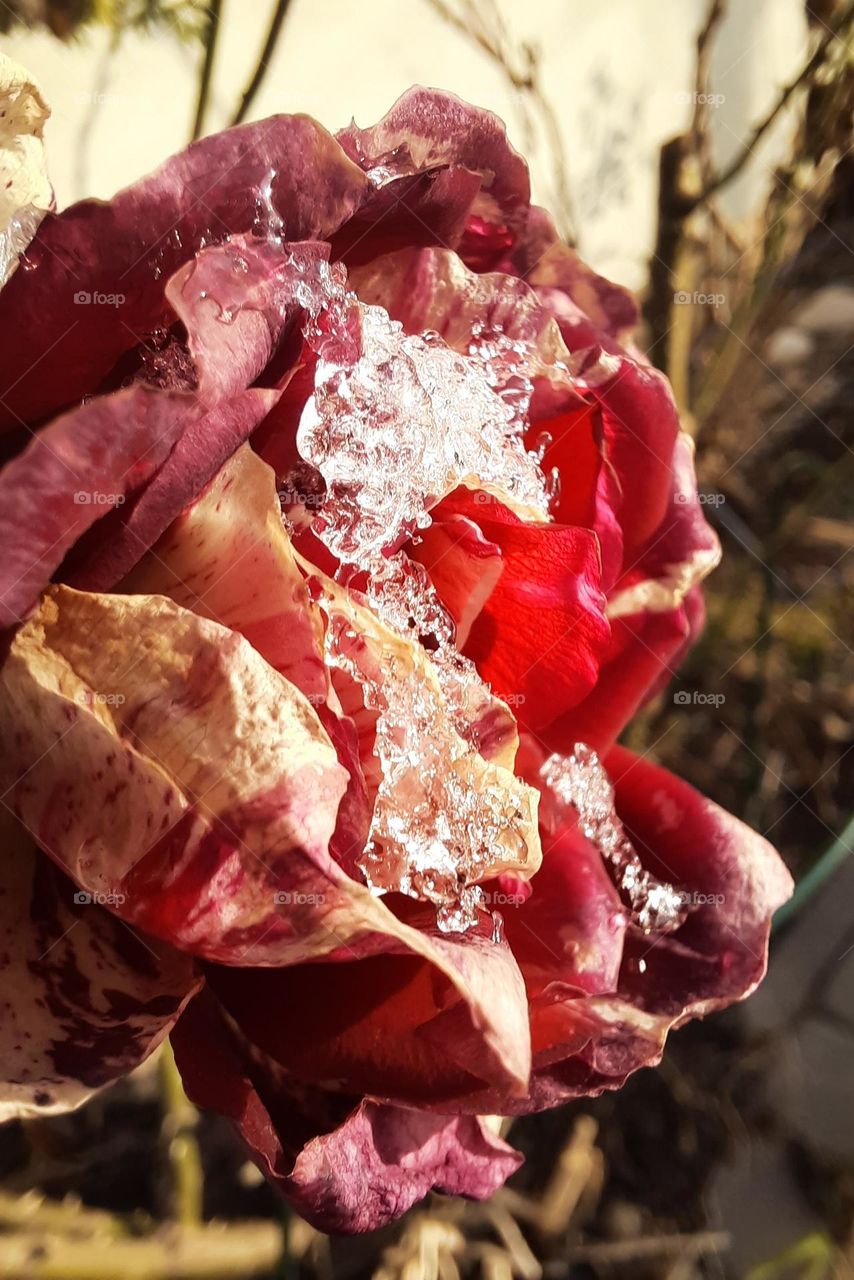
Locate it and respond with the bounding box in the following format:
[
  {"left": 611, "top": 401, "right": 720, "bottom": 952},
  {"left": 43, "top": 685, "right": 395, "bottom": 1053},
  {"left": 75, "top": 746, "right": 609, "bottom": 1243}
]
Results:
[
  {"left": 540, "top": 745, "right": 687, "bottom": 934},
  {"left": 323, "top": 604, "right": 534, "bottom": 934},
  {"left": 288, "top": 258, "right": 549, "bottom": 932}
]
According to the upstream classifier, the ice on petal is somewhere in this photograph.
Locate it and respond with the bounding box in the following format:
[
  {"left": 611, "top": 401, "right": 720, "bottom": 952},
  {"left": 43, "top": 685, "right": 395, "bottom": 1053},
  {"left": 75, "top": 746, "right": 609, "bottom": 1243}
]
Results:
[
  {"left": 287, "top": 262, "right": 548, "bottom": 932},
  {"left": 540, "top": 744, "right": 687, "bottom": 935}
]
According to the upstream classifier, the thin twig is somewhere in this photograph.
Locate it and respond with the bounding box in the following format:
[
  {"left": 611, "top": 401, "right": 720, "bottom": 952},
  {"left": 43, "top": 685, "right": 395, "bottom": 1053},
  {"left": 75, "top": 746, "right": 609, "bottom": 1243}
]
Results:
[
  {"left": 701, "top": 0, "right": 854, "bottom": 198},
  {"left": 191, "top": 0, "right": 224, "bottom": 141},
  {"left": 424, "top": 0, "right": 577, "bottom": 242},
  {"left": 230, "top": 0, "right": 296, "bottom": 126},
  {"left": 691, "top": 0, "right": 727, "bottom": 187}
]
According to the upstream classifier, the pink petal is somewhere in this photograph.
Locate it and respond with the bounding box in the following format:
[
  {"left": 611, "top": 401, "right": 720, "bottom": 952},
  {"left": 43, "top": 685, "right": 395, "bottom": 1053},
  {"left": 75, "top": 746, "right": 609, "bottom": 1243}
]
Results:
[
  {"left": 0, "top": 385, "right": 200, "bottom": 627},
  {"left": 163, "top": 238, "right": 329, "bottom": 407},
  {"left": 0, "top": 116, "right": 368, "bottom": 430},
  {"left": 338, "top": 88, "right": 530, "bottom": 242}
]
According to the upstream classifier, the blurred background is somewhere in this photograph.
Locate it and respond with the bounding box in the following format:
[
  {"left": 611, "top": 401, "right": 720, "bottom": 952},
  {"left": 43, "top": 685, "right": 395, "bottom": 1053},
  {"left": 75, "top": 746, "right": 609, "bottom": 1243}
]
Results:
[{"left": 1, "top": 1, "right": 853, "bottom": 1277}]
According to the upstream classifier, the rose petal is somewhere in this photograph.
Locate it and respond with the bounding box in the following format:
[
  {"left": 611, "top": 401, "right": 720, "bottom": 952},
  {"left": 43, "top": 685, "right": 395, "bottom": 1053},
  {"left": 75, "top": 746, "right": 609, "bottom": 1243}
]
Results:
[
  {"left": 338, "top": 88, "right": 530, "bottom": 241},
  {"left": 122, "top": 444, "right": 329, "bottom": 703},
  {"left": 0, "top": 115, "right": 368, "bottom": 430},
  {"left": 171, "top": 988, "right": 522, "bottom": 1233},
  {"left": 511, "top": 205, "right": 638, "bottom": 344},
  {"left": 331, "top": 168, "right": 483, "bottom": 267},
  {"left": 0, "top": 585, "right": 350, "bottom": 964},
  {"left": 544, "top": 604, "right": 692, "bottom": 753},
  {"left": 0, "top": 385, "right": 200, "bottom": 628},
  {"left": 62, "top": 389, "right": 281, "bottom": 593},
  {"left": 428, "top": 490, "right": 610, "bottom": 730},
  {"left": 0, "top": 809, "right": 198, "bottom": 1121},
  {"left": 408, "top": 513, "right": 503, "bottom": 648},
  {"left": 206, "top": 918, "right": 531, "bottom": 1107},
  {"left": 164, "top": 238, "right": 329, "bottom": 407},
  {"left": 606, "top": 746, "right": 794, "bottom": 1019},
  {"left": 607, "top": 434, "right": 721, "bottom": 618}
]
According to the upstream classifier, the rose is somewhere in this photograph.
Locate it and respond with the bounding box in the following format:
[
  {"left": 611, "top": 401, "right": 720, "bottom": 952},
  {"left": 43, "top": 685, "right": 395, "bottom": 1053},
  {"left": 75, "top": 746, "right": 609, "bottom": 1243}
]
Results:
[{"left": 0, "top": 87, "right": 791, "bottom": 1233}]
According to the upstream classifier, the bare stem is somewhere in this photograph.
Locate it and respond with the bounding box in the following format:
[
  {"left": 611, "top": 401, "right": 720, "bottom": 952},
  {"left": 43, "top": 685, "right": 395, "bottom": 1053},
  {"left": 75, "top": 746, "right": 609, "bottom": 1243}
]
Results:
[
  {"left": 230, "top": 0, "right": 295, "bottom": 126},
  {"left": 701, "top": 0, "right": 854, "bottom": 199},
  {"left": 159, "top": 1041, "right": 204, "bottom": 1227},
  {"left": 191, "top": 0, "right": 224, "bottom": 141}
]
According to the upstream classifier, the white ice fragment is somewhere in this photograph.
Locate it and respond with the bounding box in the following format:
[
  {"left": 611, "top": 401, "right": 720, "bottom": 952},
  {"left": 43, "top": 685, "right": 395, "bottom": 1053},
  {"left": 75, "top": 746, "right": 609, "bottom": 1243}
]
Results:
[{"left": 540, "top": 744, "right": 686, "bottom": 935}]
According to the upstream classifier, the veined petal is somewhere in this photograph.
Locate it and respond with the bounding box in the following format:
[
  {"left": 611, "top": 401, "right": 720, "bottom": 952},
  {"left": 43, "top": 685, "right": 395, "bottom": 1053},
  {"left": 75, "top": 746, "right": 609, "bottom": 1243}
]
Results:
[{"left": 0, "top": 809, "right": 198, "bottom": 1121}]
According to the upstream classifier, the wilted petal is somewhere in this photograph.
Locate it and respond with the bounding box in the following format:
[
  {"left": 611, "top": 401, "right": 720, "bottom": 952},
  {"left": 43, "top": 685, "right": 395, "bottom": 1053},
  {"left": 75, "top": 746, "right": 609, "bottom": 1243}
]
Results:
[
  {"left": 331, "top": 168, "right": 482, "bottom": 267},
  {"left": 606, "top": 746, "right": 794, "bottom": 1018},
  {"left": 171, "top": 989, "right": 522, "bottom": 1233},
  {"left": 0, "top": 385, "right": 200, "bottom": 628},
  {"left": 164, "top": 238, "right": 329, "bottom": 407},
  {"left": 123, "top": 444, "right": 329, "bottom": 703},
  {"left": 287, "top": 1101, "right": 521, "bottom": 1233},
  {"left": 338, "top": 88, "right": 530, "bottom": 241},
  {"left": 63, "top": 389, "right": 281, "bottom": 592},
  {"left": 0, "top": 585, "right": 350, "bottom": 964},
  {"left": 0, "top": 810, "right": 198, "bottom": 1121},
  {"left": 0, "top": 115, "right": 368, "bottom": 430}
]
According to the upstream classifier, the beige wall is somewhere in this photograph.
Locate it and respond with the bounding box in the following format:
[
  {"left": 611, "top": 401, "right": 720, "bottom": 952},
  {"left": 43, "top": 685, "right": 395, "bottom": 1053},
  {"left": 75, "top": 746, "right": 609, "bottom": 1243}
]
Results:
[{"left": 5, "top": 0, "right": 806, "bottom": 289}]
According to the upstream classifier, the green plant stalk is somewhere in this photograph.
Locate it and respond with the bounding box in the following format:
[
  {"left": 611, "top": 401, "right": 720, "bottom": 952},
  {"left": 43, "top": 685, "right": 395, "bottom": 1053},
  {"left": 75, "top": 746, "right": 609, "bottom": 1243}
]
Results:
[{"left": 159, "top": 1041, "right": 204, "bottom": 1226}]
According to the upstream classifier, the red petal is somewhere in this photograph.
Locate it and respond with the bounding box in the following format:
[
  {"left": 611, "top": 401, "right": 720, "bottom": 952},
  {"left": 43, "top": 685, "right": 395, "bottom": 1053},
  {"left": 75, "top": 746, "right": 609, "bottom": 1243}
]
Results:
[
  {"left": 172, "top": 989, "right": 521, "bottom": 1233},
  {"left": 205, "top": 918, "right": 531, "bottom": 1108},
  {"left": 430, "top": 490, "right": 610, "bottom": 729},
  {"left": 408, "top": 513, "right": 503, "bottom": 647},
  {"left": 606, "top": 746, "right": 793, "bottom": 1018}
]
